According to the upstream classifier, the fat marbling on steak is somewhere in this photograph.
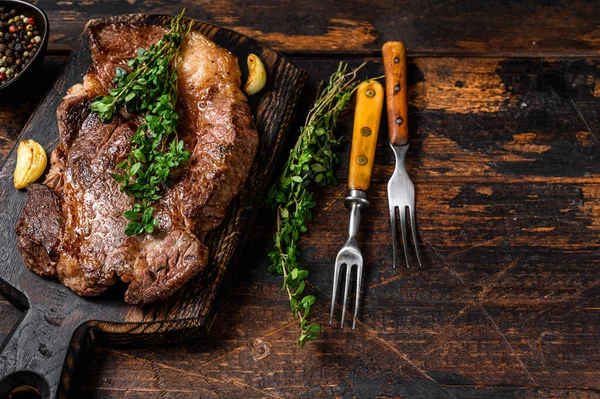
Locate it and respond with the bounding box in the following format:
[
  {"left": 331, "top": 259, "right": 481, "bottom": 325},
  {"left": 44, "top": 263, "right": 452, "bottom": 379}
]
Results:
[{"left": 15, "top": 22, "right": 258, "bottom": 304}]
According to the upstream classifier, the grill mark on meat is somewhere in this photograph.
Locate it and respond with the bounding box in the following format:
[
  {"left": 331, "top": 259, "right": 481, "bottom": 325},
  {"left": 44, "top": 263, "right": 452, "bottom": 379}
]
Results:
[
  {"left": 15, "top": 22, "right": 258, "bottom": 304},
  {"left": 57, "top": 94, "right": 92, "bottom": 147}
]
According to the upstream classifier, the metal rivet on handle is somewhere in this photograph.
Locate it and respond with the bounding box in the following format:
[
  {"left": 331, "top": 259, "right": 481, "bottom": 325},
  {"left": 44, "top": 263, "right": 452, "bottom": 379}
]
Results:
[
  {"left": 394, "top": 57, "right": 400, "bottom": 63},
  {"left": 365, "top": 89, "right": 375, "bottom": 98},
  {"left": 360, "top": 127, "right": 371, "bottom": 137},
  {"left": 357, "top": 155, "right": 368, "bottom": 165},
  {"left": 396, "top": 117, "right": 403, "bottom": 125},
  {"left": 394, "top": 84, "right": 400, "bottom": 92}
]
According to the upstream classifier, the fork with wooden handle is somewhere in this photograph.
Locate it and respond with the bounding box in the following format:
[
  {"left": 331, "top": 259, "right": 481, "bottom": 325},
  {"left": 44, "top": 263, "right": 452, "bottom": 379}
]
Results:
[
  {"left": 330, "top": 79, "right": 384, "bottom": 329},
  {"left": 382, "top": 41, "right": 422, "bottom": 268}
]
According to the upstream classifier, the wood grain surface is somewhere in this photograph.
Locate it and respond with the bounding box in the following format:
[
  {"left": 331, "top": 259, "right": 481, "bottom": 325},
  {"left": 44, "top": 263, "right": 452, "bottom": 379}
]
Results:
[
  {"left": 348, "top": 80, "right": 384, "bottom": 191},
  {"left": 34, "top": 0, "right": 600, "bottom": 56},
  {"left": 382, "top": 41, "right": 409, "bottom": 146},
  {"left": 1, "top": 1, "right": 599, "bottom": 398}
]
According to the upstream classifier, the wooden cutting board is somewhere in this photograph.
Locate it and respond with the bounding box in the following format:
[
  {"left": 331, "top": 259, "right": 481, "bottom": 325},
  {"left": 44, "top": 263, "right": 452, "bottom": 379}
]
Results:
[{"left": 0, "top": 14, "right": 306, "bottom": 399}]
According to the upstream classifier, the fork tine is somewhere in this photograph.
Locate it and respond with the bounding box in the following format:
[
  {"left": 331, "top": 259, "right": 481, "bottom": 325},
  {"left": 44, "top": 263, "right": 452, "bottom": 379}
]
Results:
[
  {"left": 340, "top": 264, "right": 352, "bottom": 329},
  {"left": 329, "top": 261, "right": 341, "bottom": 325},
  {"left": 409, "top": 206, "right": 422, "bottom": 267},
  {"left": 389, "top": 204, "right": 398, "bottom": 269},
  {"left": 352, "top": 263, "right": 362, "bottom": 329},
  {"left": 399, "top": 206, "right": 410, "bottom": 268}
]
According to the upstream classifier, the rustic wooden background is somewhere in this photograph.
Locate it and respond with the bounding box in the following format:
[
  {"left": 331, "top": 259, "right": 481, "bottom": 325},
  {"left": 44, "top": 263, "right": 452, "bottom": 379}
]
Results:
[{"left": 1, "top": 1, "right": 600, "bottom": 398}]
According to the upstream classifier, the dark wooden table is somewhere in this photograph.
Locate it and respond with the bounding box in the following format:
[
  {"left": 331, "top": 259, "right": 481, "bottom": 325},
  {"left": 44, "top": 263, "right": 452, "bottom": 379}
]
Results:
[{"left": 2, "top": 1, "right": 600, "bottom": 398}]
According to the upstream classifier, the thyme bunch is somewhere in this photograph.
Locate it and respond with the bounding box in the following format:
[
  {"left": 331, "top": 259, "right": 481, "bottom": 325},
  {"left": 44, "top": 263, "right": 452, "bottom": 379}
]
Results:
[
  {"left": 266, "top": 62, "right": 365, "bottom": 347},
  {"left": 90, "top": 10, "right": 191, "bottom": 235}
]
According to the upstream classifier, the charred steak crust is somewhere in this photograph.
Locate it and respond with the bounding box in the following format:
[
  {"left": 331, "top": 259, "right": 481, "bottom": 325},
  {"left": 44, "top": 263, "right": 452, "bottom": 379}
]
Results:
[
  {"left": 15, "top": 22, "right": 259, "bottom": 305},
  {"left": 16, "top": 184, "right": 63, "bottom": 277}
]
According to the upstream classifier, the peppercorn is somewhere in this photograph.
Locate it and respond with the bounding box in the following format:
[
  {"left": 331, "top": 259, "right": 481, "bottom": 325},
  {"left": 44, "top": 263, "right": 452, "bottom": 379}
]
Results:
[{"left": 0, "top": 9, "right": 43, "bottom": 85}]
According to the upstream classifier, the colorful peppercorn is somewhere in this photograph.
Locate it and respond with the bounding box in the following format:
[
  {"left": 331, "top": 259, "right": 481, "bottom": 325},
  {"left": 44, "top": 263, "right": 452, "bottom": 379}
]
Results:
[
  {"left": 0, "top": 6, "right": 42, "bottom": 84},
  {"left": 0, "top": 9, "right": 42, "bottom": 84}
]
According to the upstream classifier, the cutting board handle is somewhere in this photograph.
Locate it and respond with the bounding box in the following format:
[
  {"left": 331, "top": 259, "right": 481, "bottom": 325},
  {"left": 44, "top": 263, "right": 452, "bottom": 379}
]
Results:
[{"left": 0, "top": 304, "right": 85, "bottom": 399}]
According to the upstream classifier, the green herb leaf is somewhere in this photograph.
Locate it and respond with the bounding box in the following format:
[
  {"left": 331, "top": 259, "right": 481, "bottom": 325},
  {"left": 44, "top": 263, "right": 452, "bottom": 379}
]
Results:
[
  {"left": 123, "top": 210, "right": 141, "bottom": 221},
  {"left": 89, "top": 10, "right": 192, "bottom": 236}
]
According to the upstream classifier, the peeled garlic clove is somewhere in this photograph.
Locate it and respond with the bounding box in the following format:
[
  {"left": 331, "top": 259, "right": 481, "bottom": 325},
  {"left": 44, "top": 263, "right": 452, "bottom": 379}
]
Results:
[
  {"left": 14, "top": 139, "right": 47, "bottom": 189},
  {"left": 244, "top": 53, "right": 266, "bottom": 96}
]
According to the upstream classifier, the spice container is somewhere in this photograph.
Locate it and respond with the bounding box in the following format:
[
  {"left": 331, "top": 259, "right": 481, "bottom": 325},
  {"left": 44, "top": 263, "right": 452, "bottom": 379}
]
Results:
[{"left": 0, "top": 0, "right": 47, "bottom": 92}]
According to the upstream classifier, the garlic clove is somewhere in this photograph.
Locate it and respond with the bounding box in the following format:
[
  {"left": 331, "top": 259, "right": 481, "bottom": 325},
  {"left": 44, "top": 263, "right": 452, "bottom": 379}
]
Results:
[
  {"left": 14, "top": 139, "right": 47, "bottom": 189},
  {"left": 244, "top": 54, "right": 267, "bottom": 96}
]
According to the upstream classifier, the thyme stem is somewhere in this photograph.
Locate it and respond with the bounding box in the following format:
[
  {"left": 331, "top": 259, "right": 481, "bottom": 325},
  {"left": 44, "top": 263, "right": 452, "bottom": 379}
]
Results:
[{"left": 267, "top": 62, "right": 366, "bottom": 347}]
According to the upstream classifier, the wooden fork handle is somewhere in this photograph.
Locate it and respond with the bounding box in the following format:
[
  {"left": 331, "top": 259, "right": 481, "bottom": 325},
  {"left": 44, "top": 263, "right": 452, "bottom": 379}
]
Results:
[
  {"left": 348, "top": 80, "right": 384, "bottom": 192},
  {"left": 382, "top": 41, "right": 409, "bottom": 146}
]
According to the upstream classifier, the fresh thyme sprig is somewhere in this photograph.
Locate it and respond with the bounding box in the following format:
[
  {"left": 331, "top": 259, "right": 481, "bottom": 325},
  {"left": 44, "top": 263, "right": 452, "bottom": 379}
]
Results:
[
  {"left": 266, "top": 62, "right": 365, "bottom": 347},
  {"left": 90, "top": 10, "right": 191, "bottom": 235}
]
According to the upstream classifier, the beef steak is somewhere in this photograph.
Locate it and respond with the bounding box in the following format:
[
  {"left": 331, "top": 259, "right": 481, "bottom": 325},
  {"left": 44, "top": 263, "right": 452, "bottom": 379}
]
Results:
[{"left": 15, "top": 22, "right": 258, "bottom": 304}]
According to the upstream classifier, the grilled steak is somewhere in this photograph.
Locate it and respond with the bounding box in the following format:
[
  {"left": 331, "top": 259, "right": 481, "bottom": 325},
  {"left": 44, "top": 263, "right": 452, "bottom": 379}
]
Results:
[{"left": 15, "top": 22, "right": 258, "bottom": 304}]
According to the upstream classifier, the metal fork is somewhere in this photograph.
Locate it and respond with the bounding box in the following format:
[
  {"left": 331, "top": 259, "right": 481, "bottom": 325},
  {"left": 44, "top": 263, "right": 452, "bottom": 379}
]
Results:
[
  {"left": 330, "top": 80, "right": 384, "bottom": 329},
  {"left": 382, "top": 41, "right": 422, "bottom": 269}
]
